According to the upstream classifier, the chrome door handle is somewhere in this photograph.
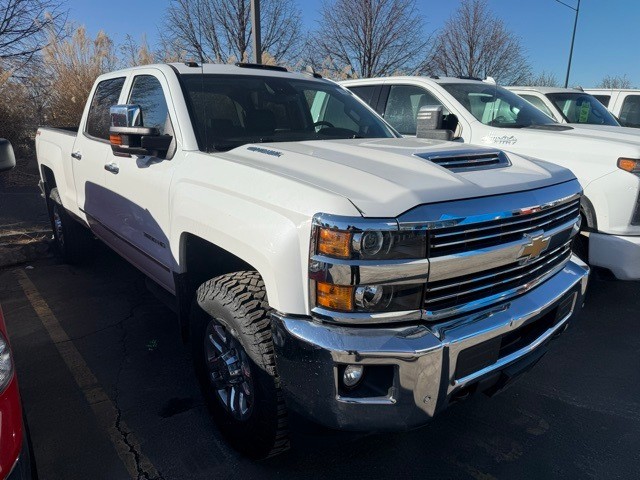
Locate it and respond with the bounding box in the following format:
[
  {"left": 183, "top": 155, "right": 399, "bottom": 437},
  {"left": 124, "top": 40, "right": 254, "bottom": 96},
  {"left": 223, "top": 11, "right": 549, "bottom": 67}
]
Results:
[
  {"left": 71, "top": 151, "right": 82, "bottom": 160},
  {"left": 104, "top": 162, "right": 119, "bottom": 174}
]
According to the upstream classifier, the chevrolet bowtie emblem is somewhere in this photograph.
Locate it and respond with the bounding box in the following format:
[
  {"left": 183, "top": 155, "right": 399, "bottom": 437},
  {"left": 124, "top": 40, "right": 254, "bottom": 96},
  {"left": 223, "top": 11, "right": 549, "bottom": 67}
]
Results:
[{"left": 520, "top": 233, "right": 550, "bottom": 261}]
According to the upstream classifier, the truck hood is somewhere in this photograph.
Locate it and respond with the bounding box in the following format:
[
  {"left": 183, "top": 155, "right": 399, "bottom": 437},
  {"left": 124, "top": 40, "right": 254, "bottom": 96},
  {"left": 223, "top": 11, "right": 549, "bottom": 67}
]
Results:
[
  {"left": 566, "top": 123, "right": 640, "bottom": 141},
  {"left": 218, "top": 137, "right": 575, "bottom": 217}
]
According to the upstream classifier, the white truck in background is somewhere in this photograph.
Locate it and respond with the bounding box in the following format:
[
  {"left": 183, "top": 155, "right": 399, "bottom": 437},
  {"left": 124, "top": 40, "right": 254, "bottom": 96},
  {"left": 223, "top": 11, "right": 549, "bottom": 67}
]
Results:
[
  {"left": 585, "top": 88, "right": 640, "bottom": 128},
  {"left": 344, "top": 76, "right": 640, "bottom": 280},
  {"left": 505, "top": 86, "right": 626, "bottom": 129},
  {"left": 35, "top": 62, "right": 588, "bottom": 458}
]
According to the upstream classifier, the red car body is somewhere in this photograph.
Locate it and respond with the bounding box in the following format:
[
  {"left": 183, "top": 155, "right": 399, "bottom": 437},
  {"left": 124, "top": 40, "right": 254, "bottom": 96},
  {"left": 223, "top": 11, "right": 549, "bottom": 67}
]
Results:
[{"left": 0, "top": 306, "right": 31, "bottom": 480}]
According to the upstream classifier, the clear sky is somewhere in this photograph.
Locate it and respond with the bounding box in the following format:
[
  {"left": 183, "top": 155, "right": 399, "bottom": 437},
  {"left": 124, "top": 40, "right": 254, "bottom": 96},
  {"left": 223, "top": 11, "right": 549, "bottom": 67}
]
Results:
[{"left": 65, "top": 0, "right": 639, "bottom": 87}]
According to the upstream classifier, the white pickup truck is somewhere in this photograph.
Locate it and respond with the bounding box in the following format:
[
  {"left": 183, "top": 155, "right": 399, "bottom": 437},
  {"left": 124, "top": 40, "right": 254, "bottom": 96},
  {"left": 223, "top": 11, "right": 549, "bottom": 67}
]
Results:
[
  {"left": 585, "top": 88, "right": 640, "bottom": 128},
  {"left": 343, "top": 77, "right": 640, "bottom": 280},
  {"left": 36, "top": 63, "right": 588, "bottom": 458}
]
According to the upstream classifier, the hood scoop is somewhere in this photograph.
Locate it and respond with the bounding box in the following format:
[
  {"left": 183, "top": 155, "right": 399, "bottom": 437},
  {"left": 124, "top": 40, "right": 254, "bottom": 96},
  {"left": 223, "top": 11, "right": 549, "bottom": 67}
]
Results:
[{"left": 414, "top": 149, "right": 511, "bottom": 172}]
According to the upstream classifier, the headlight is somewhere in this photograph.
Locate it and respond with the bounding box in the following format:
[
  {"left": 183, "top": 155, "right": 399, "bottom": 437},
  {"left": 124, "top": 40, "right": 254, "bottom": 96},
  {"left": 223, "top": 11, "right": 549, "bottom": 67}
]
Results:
[
  {"left": 0, "top": 331, "right": 13, "bottom": 394},
  {"left": 316, "top": 227, "right": 426, "bottom": 260},
  {"left": 311, "top": 214, "right": 428, "bottom": 319},
  {"left": 315, "top": 282, "right": 423, "bottom": 313},
  {"left": 617, "top": 158, "right": 640, "bottom": 174}
]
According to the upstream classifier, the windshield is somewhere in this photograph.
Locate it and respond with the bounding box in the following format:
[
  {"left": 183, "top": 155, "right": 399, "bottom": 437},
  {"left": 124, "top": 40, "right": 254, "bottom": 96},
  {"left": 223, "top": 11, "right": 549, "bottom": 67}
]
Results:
[
  {"left": 546, "top": 92, "right": 620, "bottom": 126},
  {"left": 440, "top": 83, "right": 558, "bottom": 128},
  {"left": 181, "top": 74, "right": 396, "bottom": 152}
]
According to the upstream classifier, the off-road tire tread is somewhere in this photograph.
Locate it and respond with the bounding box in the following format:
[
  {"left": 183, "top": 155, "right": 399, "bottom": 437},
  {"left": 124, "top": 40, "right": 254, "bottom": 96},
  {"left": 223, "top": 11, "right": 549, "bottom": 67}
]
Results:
[{"left": 195, "top": 271, "right": 289, "bottom": 458}]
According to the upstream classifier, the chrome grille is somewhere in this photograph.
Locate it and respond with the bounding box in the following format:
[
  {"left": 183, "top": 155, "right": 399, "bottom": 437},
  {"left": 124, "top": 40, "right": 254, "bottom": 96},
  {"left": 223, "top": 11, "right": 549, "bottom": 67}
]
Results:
[
  {"left": 429, "top": 198, "right": 580, "bottom": 257},
  {"left": 420, "top": 191, "right": 581, "bottom": 319},
  {"left": 424, "top": 242, "right": 572, "bottom": 314},
  {"left": 415, "top": 150, "right": 510, "bottom": 172}
]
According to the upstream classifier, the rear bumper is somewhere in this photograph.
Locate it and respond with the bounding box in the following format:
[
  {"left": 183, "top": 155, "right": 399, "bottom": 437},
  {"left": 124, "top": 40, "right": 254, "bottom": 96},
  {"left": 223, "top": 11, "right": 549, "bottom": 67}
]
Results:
[
  {"left": 589, "top": 232, "right": 640, "bottom": 280},
  {"left": 272, "top": 257, "right": 589, "bottom": 431}
]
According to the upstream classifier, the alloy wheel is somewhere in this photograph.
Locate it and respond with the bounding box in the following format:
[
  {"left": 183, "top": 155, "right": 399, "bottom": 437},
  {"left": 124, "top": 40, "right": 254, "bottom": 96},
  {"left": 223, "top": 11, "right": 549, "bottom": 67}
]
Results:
[{"left": 204, "top": 320, "right": 254, "bottom": 421}]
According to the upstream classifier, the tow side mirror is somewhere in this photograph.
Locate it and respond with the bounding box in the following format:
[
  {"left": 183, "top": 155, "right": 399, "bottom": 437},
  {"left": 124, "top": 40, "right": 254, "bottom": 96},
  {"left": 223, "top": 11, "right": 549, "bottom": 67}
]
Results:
[
  {"left": 109, "top": 104, "right": 172, "bottom": 157},
  {"left": 416, "top": 105, "right": 453, "bottom": 141},
  {"left": 0, "top": 139, "right": 16, "bottom": 173}
]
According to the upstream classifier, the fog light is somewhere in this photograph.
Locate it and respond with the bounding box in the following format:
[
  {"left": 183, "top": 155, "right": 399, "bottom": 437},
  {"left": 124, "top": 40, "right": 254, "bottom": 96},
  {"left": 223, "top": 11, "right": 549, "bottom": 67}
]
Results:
[{"left": 343, "top": 364, "right": 364, "bottom": 387}]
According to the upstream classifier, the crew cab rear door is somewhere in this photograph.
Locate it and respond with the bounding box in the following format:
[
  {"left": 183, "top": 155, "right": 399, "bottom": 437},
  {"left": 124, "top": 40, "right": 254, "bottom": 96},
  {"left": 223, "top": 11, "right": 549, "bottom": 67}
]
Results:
[{"left": 72, "top": 75, "right": 126, "bottom": 227}]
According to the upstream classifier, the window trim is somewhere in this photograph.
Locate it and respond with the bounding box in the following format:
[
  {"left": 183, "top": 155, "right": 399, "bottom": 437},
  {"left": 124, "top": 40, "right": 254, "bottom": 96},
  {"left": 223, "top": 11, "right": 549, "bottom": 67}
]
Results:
[{"left": 83, "top": 76, "right": 127, "bottom": 144}]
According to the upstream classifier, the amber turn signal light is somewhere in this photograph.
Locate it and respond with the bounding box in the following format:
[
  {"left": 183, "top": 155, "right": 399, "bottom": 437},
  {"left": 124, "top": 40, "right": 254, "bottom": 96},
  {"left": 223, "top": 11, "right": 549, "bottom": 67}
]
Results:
[
  {"left": 618, "top": 158, "right": 640, "bottom": 173},
  {"left": 317, "top": 228, "right": 351, "bottom": 258},
  {"left": 109, "top": 134, "right": 122, "bottom": 146},
  {"left": 316, "top": 282, "right": 354, "bottom": 311}
]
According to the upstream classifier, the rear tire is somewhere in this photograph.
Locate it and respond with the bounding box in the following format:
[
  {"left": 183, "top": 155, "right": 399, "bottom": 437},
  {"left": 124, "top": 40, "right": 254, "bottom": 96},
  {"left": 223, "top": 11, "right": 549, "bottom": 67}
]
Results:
[
  {"left": 47, "top": 188, "right": 93, "bottom": 264},
  {"left": 190, "top": 271, "right": 289, "bottom": 459}
]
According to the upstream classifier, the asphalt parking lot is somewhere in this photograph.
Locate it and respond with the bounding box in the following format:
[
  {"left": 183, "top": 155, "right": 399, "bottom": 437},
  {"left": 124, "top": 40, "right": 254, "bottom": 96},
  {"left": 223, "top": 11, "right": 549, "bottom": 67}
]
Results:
[{"left": 1, "top": 246, "right": 639, "bottom": 480}]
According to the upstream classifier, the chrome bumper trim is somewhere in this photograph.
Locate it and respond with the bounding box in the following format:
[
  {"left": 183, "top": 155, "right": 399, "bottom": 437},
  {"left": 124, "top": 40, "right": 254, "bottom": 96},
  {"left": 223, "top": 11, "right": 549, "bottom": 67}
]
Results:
[
  {"left": 272, "top": 258, "right": 589, "bottom": 431},
  {"left": 453, "top": 293, "right": 575, "bottom": 389}
]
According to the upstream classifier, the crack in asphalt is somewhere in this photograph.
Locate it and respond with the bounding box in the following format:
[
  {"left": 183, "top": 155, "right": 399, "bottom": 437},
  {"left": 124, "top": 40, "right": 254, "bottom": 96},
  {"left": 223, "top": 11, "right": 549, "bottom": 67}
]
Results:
[{"left": 113, "top": 283, "right": 166, "bottom": 480}]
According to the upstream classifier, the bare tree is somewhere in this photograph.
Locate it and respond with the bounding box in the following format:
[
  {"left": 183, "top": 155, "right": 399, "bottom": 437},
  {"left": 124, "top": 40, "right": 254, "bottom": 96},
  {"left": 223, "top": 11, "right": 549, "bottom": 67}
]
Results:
[
  {"left": 120, "top": 34, "right": 155, "bottom": 67},
  {"left": 162, "top": 0, "right": 302, "bottom": 64},
  {"left": 597, "top": 74, "right": 633, "bottom": 89},
  {"left": 308, "top": 0, "right": 429, "bottom": 79},
  {"left": 427, "top": 0, "right": 531, "bottom": 85},
  {"left": 0, "top": 0, "right": 66, "bottom": 66},
  {"left": 523, "top": 71, "right": 560, "bottom": 87}
]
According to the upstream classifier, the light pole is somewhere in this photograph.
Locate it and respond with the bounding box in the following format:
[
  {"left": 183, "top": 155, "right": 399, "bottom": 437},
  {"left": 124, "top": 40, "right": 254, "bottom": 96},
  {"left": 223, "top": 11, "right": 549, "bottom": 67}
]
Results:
[
  {"left": 555, "top": 0, "right": 581, "bottom": 88},
  {"left": 251, "top": 0, "right": 262, "bottom": 64}
]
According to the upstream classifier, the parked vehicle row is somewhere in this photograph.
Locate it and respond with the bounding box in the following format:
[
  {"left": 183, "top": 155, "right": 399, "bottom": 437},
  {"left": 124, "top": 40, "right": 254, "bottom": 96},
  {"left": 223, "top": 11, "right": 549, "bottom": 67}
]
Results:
[
  {"left": 343, "top": 76, "right": 640, "bottom": 280},
  {"left": 31, "top": 62, "right": 590, "bottom": 458}
]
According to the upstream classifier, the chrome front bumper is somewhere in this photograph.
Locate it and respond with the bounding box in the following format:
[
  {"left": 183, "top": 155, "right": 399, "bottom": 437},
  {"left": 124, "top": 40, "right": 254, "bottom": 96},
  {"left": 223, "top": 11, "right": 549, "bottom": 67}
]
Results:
[{"left": 271, "top": 257, "right": 589, "bottom": 431}]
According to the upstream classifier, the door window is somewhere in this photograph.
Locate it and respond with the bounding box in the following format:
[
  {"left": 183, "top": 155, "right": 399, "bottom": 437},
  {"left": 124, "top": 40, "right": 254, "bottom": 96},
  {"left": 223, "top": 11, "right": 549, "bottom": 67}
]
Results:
[
  {"left": 619, "top": 95, "right": 640, "bottom": 128},
  {"left": 593, "top": 95, "right": 611, "bottom": 107},
  {"left": 348, "top": 86, "right": 377, "bottom": 107},
  {"left": 85, "top": 77, "right": 126, "bottom": 140},
  {"left": 128, "top": 75, "right": 170, "bottom": 134},
  {"left": 383, "top": 85, "right": 444, "bottom": 135},
  {"left": 519, "top": 94, "right": 555, "bottom": 118}
]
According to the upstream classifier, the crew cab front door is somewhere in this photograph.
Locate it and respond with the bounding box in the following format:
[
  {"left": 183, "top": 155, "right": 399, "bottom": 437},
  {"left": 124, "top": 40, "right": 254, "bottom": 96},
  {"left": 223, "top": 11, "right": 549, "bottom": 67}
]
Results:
[{"left": 101, "top": 71, "right": 178, "bottom": 293}]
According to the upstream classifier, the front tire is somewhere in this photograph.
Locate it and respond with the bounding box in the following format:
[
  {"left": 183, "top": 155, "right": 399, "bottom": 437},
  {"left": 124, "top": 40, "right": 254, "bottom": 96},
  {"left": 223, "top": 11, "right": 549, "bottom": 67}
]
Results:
[
  {"left": 190, "top": 271, "right": 289, "bottom": 459},
  {"left": 47, "top": 188, "right": 93, "bottom": 264}
]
